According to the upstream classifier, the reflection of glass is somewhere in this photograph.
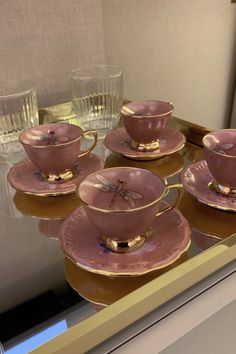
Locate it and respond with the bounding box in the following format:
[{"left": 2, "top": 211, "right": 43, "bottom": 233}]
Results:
[
  {"left": 0, "top": 80, "right": 39, "bottom": 155},
  {"left": 0, "top": 161, "right": 22, "bottom": 218},
  {"left": 69, "top": 65, "right": 123, "bottom": 138},
  {"left": 64, "top": 253, "right": 189, "bottom": 308}
]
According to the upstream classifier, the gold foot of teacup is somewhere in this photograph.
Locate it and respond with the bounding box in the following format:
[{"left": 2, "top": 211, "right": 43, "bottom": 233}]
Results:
[
  {"left": 100, "top": 230, "right": 153, "bottom": 253},
  {"left": 43, "top": 170, "right": 74, "bottom": 183},
  {"left": 209, "top": 181, "right": 236, "bottom": 197},
  {"left": 131, "top": 140, "right": 160, "bottom": 152}
]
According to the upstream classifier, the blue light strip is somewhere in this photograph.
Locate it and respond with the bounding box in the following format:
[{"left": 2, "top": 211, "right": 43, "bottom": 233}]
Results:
[{"left": 5, "top": 320, "right": 68, "bottom": 354}]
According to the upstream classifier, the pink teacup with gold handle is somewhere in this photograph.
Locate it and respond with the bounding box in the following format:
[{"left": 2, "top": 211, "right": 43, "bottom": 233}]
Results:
[
  {"left": 78, "top": 167, "right": 182, "bottom": 253},
  {"left": 203, "top": 129, "right": 236, "bottom": 197},
  {"left": 121, "top": 100, "right": 174, "bottom": 152},
  {"left": 20, "top": 123, "right": 97, "bottom": 183}
]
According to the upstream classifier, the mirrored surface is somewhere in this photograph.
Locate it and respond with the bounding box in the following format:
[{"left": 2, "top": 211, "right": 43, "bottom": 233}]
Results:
[{"left": 1, "top": 109, "right": 235, "bottom": 352}]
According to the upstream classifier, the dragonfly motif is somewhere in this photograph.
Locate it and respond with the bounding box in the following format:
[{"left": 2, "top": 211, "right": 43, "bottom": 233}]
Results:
[
  {"left": 94, "top": 174, "right": 143, "bottom": 208},
  {"left": 27, "top": 129, "right": 69, "bottom": 145},
  {"left": 212, "top": 143, "right": 234, "bottom": 155}
]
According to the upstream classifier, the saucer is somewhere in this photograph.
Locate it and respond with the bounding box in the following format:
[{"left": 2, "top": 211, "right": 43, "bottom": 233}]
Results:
[
  {"left": 7, "top": 153, "right": 104, "bottom": 197},
  {"left": 60, "top": 204, "right": 191, "bottom": 276},
  {"left": 181, "top": 160, "right": 236, "bottom": 212},
  {"left": 104, "top": 127, "right": 186, "bottom": 161},
  {"left": 64, "top": 252, "right": 189, "bottom": 306}
]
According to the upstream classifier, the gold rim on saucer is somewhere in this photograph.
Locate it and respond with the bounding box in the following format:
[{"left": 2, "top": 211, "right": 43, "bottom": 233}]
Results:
[
  {"left": 64, "top": 240, "right": 191, "bottom": 277},
  {"left": 119, "top": 140, "right": 185, "bottom": 161}
]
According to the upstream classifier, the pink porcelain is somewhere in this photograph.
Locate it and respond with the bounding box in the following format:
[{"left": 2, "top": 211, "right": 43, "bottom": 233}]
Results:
[
  {"left": 7, "top": 153, "right": 104, "bottom": 196},
  {"left": 38, "top": 219, "right": 63, "bottom": 239},
  {"left": 19, "top": 123, "right": 97, "bottom": 176},
  {"left": 121, "top": 100, "right": 173, "bottom": 144},
  {"left": 104, "top": 127, "right": 186, "bottom": 160},
  {"left": 79, "top": 167, "right": 164, "bottom": 241},
  {"left": 60, "top": 205, "right": 190, "bottom": 276},
  {"left": 203, "top": 129, "right": 236, "bottom": 188},
  {"left": 181, "top": 160, "right": 236, "bottom": 212}
]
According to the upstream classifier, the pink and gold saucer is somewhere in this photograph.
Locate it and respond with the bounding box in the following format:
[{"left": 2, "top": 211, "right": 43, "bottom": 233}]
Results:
[
  {"left": 182, "top": 160, "right": 236, "bottom": 212},
  {"left": 7, "top": 153, "right": 104, "bottom": 197},
  {"left": 104, "top": 127, "right": 186, "bottom": 161},
  {"left": 60, "top": 204, "right": 191, "bottom": 276}
]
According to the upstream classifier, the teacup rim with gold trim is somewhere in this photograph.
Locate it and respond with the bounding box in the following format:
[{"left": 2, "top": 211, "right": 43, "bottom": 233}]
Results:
[
  {"left": 121, "top": 100, "right": 174, "bottom": 119},
  {"left": 78, "top": 166, "right": 182, "bottom": 214},
  {"left": 203, "top": 128, "right": 236, "bottom": 159}
]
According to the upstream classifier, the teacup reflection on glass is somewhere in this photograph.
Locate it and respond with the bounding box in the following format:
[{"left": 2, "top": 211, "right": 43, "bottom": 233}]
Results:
[
  {"left": 78, "top": 167, "right": 182, "bottom": 253},
  {"left": 203, "top": 129, "right": 236, "bottom": 197},
  {"left": 19, "top": 123, "right": 97, "bottom": 183},
  {"left": 121, "top": 100, "right": 174, "bottom": 152}
]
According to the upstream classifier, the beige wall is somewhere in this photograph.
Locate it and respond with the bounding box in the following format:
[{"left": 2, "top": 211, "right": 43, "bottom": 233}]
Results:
[
  {"left": 102, "top": 0, "right": 236, "bottom": 129},
  {"left": 0, "top": 0, "right": 105, "bottom": 108}
]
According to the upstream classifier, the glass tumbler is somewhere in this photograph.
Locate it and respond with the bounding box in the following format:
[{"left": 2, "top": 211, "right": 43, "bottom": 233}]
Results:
[
  {"left": 0, "top": 80, "right": 39, "bottom": 155},
  {"left": 69, "top": 65, "right": 123, "bottom": 138}
]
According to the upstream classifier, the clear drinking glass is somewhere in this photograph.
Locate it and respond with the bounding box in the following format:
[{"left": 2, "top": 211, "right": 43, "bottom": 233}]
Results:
[
  {"left": 0, "top": 80, "right": 39, "bottom": 155},
  {"left": 69, "top": 65, "right": 123, "bottom": 138}
]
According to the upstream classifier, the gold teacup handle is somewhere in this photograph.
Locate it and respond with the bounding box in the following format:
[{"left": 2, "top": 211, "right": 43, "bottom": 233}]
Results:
[
  {"left": 78, "top": 129, "right": 98, "bottom": 158},
  {"left": 156, "top": 183, "right": 183, "bottom": 217}
]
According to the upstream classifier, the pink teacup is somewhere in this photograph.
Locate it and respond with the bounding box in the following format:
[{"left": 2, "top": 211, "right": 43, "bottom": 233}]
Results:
[
  {"left": 78, "top": 167, "right": 182, "bottom": 253},
  {"left": 19, "top": 123, "right": 97, "bottom": 183},
  {"left": 203, "top": 129, "right": 236, "bottom": 196},
  {"left": 121, "top": 100, "right": 174, "bottom": 152}
]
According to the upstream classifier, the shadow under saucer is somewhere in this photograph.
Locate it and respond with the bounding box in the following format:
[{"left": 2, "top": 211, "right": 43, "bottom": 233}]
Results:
[
  {"left": 14, "top": 191, "right": 82, "bottom": 220},
  {"left": 64, "top": 252, "right": 189, "bottom": 307},
  {"left": 105, "top": 151, "right": 184, "bottom": 179},
  {"left": 179, "top": 193, "right": 236, "bottom": 239}
]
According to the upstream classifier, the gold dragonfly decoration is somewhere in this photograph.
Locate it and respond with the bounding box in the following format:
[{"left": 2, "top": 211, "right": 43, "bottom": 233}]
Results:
[
  {"left": 95, "top": 174, "right": 143, "bottom": 208},
  {"left": 27, "top": 129, "right": 69, "bottom": 145}
]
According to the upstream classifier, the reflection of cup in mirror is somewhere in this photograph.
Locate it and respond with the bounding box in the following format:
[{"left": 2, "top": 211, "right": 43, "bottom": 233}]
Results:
[
  {"left": 64, "top": 253, "right": 189, "bottom": 308},
  {"left": 19, "top": 123, "right": 97, "bottom": 183},
  {"left": 121, "top": 100, "right": 173, "bottom": 152},
  {"left": 78, "top": 167, "right": 182, "bottom": 253},
  {"left": 0, "top": 161, "right": 22, "bottom": 218},
  {"left": 191, "top": 228, "right": 221, "bottom": 251},
  {"left": 13, "top": 191, "right": 82, "bottom": 220},
  {"left": 38, "top": 219, "right": 64, "bottom": 239},
  {"left": 178, "top": 193, "right": 236, "bottom": 238},
  {"left": 203, "top": 129, "right": 236, "bottom": 197},
  {"left": 105, "top": 151, "right": 184, "bottom": 179}
]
